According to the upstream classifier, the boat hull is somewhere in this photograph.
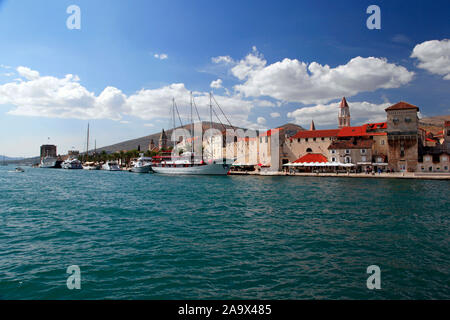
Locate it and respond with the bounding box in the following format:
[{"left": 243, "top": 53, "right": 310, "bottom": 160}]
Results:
[
  {"left": 152, "top": 163, "right": 230, "bottom": 175},
  {"left": 130, "top": 165, "right": 152, "bottom": 173}
]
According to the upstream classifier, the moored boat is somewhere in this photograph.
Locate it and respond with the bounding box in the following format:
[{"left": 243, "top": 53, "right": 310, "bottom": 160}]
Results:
[
  {"left": 102, "top": 161, "right": 121, "bottom": 171},
  {"left": 61, "top": 158, "right": 83, "bottom": 169},
  {"left": 83, "top": 162, "right": 100, "bottom": 170},
  {"left": 130, "top": 156, "right": 153, "bottom": 173}
]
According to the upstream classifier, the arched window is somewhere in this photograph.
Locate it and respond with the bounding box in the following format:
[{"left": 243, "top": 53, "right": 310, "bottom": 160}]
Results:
[{"left": 306, "top": 148, "right": 312, "bottom": 153}]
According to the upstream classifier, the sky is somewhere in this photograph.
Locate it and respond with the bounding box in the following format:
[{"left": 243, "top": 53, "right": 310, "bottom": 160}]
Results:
[{"left": 0, "top": 0, "right": 449, "bottom": 157}]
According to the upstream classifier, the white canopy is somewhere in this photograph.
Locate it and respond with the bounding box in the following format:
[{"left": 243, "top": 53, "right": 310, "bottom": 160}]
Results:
[{"left": 283, "top": 162, "right": 355, "bottom": 167}]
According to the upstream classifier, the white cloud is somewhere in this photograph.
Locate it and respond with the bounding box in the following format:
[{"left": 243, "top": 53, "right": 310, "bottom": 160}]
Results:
[
  {"left": 120, "top": 120, "right": 130, "bottom": 124},
  {"left": 257, "top": 116, "right": 266, "bottom": 125},
  {"left": 411, "top": 39, "right": 450, "bottom": 80},
  {"left": 270, "top": 112, "right": 281, "bottom": 118},
  {"left": 287, "top": 100, "right": 391, "bottom": 127},
  {"left": 144, "top": 123, "right": 154, "bottom": 127},
  {"left": 154, "top": 53, "right": 168, "bottom": 60},
  {"left": 228, "top": 49, "right": 414, "bottom": 105},
  {"left": 0, "top": 67, "right": 273, "bottom": 129},
  {"left": 0, "top": 64, "right": 11, "bottom": 69},
  {"left": 210, "top": 78, "right": 223, "bottom": 89},
  {"left": 17, "top": 66, "right": 40, "bottom": 80},
  {"left": 3, "top": 73, "right": 14, "bottom": 77},
  {"left": 211, "top": 55, "right": 234, "bottom": 64}
]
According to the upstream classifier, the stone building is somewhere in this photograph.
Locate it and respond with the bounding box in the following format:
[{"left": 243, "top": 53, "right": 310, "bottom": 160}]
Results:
[
  {"left": 328, "top": 139, "right": 374, "bottom": 172},
  {"left": 40, "top": 144, "right": 57, "bottom": 158},
  {"left": 385, "top": 102, "right": 420, "bottom": 172}
]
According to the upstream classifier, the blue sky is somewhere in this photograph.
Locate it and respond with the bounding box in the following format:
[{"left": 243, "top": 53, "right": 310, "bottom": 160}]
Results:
[{"left": 0, "top": 0, "right": 449, "bottom": 157}]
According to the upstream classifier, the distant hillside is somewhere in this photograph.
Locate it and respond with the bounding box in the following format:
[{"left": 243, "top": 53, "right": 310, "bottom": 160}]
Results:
[
  {"left": 419, "top": 115, "right": 450, "bottom": 134},
  {"left": 96, "top": 122, "right": 305, "bottom": 153},
  {"left": 0, "top": 155, "right": 24, "bottom": 161},
  {"left": 96, "top": 121, "right": 241, "bottom": 154},
  {"left": 276, "top": 123, "right": 305, "bottom": 137}
]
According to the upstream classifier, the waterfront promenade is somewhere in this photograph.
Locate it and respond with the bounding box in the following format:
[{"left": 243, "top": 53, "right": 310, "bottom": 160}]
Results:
[{"left": 230, "top": 171, "right": 450, "bottom": 180}]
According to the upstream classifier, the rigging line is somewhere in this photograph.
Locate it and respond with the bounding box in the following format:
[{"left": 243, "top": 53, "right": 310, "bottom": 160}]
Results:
[
  {"left": 211, "top": 93, "right": 235, "bottom": 130},
  {"left": 192, "top": 95, "right": 202, "bottom": 123},
  {"left": 173, "top": 99, "right": 184, "bottom": 128},
  {"left": 212, "top": 108, "right": 227, "bottom": 132}
]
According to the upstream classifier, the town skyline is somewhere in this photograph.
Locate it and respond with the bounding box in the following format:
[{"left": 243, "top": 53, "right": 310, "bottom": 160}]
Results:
[{"left": 0, "top": 0, "right": 449, "bottom": 157}]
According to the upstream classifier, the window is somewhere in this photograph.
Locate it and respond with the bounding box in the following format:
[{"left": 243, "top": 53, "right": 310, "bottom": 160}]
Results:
[
  {"left": 400, "top": 146, "right": 405, "bottom": 158},
  {"left": 393, "top": 118, "right": 399, "bottom": 124},
  {"left": 321, "top": 137, "right": 325, "bottom": 141},
  {"left": 313, "top": 138, "right": 316, "bottom": 142},
  {"left": 345, "top": 149, "right": 350, "bottom": 154},
  {"left": 305, "top": 138, "right": 308, "bottom": 142},
  {"left": 405, "top": 117, "right": 411, "bottom": 123},
  {"left": 306, "top": 148, "right": 312, "bottom": 153},
  {"left": 437, "top": 167, "right": 440, "bottom": 171},
  {"left": 442, "top": 156, "right": 448, "bottom": 162},
  {"left": 331, "top": 150, "right": 336, "bottom": 154},
  {"left": 331, "top": 157, "right": 336, "bottom": 162},
  {"left": 345, "top": 156, "right": 351, "bottom": 163},
  {"left": 381, "top": 140, "right": 385, "bottom": 145},
  {"left": 260, "top": 137, "right": 262, "bottom": 143},
  {"left": 297, "top": 138, "right": 300, "bottom": 143},
  {"left": 361, "top": 156, "right": 367, "bottom": 162},
  {"left": 445, "top": 166, "right": 448, "bottom": 170},
  {"left": 361, "top": 149, "right": 366, "bottom": 154},
  {"left": 421, "top": 167, "right": 425, "bottom": 171},
  {"left": 425, "top": 156, "right": 431, "bottom": 161},
  {"left": 265, "top": 136, "right": 268, "bottom": 143}
]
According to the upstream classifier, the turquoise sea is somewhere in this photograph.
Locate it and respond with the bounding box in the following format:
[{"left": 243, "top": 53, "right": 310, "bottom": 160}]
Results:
[{"left": 0, "top": 165, "right": 449, "bottom": 299}]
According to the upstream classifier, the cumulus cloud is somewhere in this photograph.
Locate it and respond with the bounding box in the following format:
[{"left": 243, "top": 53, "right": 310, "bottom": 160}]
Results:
[
  {"left": 0, "top": 67, "right": 272, "bottom": 129},
  {"left": 229, "top": 48, "right": 414, "bottom": 105},
  {"left": 270, "top": 112, "right": 281, "bottom": 118},
  {"left": 211, "top": 55, "right": 234, "bottom": 64},
  {"left": 287, "top": 100, "right": 391, "bottom": 127},
  {"left": 257, "top": 116, "right": 267, "bottom": 125},
  {"left": 411, "top": 39, "right": 450, "bottom": 80},
  {"left": 17, "top": 66, "right": 40, "bottom": 80},
  {"left": 154, "top": 53, "right": 168, "bottom": 60},
  {"left": 210, "top": 78, "right": 223, "bottom": 89}
]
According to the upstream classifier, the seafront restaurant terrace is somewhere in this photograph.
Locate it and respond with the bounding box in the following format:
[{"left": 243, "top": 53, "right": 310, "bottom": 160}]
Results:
[{"left": 283, "top": 153, "right": 356, "bottom": 173}]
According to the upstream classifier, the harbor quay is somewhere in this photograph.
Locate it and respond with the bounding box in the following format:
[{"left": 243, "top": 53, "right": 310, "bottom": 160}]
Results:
[{"left": 36, "top": 98, "right": 450, "bottom": 179}]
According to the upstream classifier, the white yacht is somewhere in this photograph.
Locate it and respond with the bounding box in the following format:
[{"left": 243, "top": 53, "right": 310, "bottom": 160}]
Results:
[
  {"left": 102, "top": 161, "right": 121, "bottom": 171},
  {"left": 130, "top": 156, "right": 153, "bottom": 173},
  {"left": 40, "top": 156, "right": 58, "bottom": 168},
  {"left": 83, "top": 162, "right": 100, "bottom": 170},
  {"left": 61, "top": 158, "right": 83, "bottom": 169},
  {"left": 151, "top": 159, "right": 230, "bottom": 175}
]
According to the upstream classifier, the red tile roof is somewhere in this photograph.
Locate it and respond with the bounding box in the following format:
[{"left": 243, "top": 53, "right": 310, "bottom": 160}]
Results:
[
  {"left": 328, "top": 139, "right": 374, "bottom": 150},
  {"left": 338, "top": 123, "right": 387, "bottom": 137},
  {"left": 293, "top": 153, "right": 328, "bottom": 163},
  {"left": 291, "top": 129, "right": 339, "bottom": 139},
  {"left": 445, "top": 121, "right": 450, "bottom": 127},
  {"left": 385, "top": 101, "right": 419, "bottom": 111},
  {"left": 260, "top": 128, "right": 282, "bottom": 137}
]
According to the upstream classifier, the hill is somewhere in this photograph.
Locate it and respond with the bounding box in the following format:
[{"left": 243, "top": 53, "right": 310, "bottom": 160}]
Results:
[
  {"left": 96, "top": 122, "right": 305, "bottom": 153},
  {"left": 419, "top": 115, "right": 450, "bottom": 134}
]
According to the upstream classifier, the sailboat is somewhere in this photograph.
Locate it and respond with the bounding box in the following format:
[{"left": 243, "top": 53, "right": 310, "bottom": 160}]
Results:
[
  {"left": 82, "top": 123, "right": 100, "bottom": 170},
  {"left": 151, "top": 93, "right": 232, "bottom": 175}
]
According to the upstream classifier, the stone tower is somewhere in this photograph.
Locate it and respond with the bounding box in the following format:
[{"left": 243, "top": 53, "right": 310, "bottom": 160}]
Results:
[
  {"left": 385, "top": 101, "right": 419, "bottom": 172},
  {"left": 159, "top": 129, "right": 168, "bottom": 150},
  {"left": 148, "top": 139, "right": 155, "bottom": 151},
  {"left": 444, "top": 121, "right": 450, "bottom": 151},
  {"left": 338, "top": 97, "right": 351, "bottom": 128},
  {"left": 309, "top": 120, "right": 316, "bottom": 131}
]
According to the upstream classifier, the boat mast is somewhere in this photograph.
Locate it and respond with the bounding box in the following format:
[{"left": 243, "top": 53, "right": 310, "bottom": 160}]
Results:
[
  {"left": 190, "top": 92, "right": 194, "bottom": 162},
  {"left": 172, "top": 98, "right": 176, "bottom": 150},
  {"left": 209, "top": 92, "right": 213, "bottom": 160},
  {"left": 86, "top": 123, "right": 90, "bottom": 161}
]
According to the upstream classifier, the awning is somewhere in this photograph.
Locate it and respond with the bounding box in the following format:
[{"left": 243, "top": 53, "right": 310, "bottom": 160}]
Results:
[{"left": 283, "top": 162, "right": 354, "bottom": 167}]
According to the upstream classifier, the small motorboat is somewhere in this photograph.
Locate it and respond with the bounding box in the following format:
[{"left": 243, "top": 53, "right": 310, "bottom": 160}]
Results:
[
  {"left": 130, "top": 156, "right": 153, "bottom": 173},
  {"left": 15, "top": 167, "right": 25, "bottom": 172}
]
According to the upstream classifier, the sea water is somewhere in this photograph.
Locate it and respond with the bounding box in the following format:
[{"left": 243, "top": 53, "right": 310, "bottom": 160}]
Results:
[{"left": 0, "top": 165, "right": 448, "bottom": 299}]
